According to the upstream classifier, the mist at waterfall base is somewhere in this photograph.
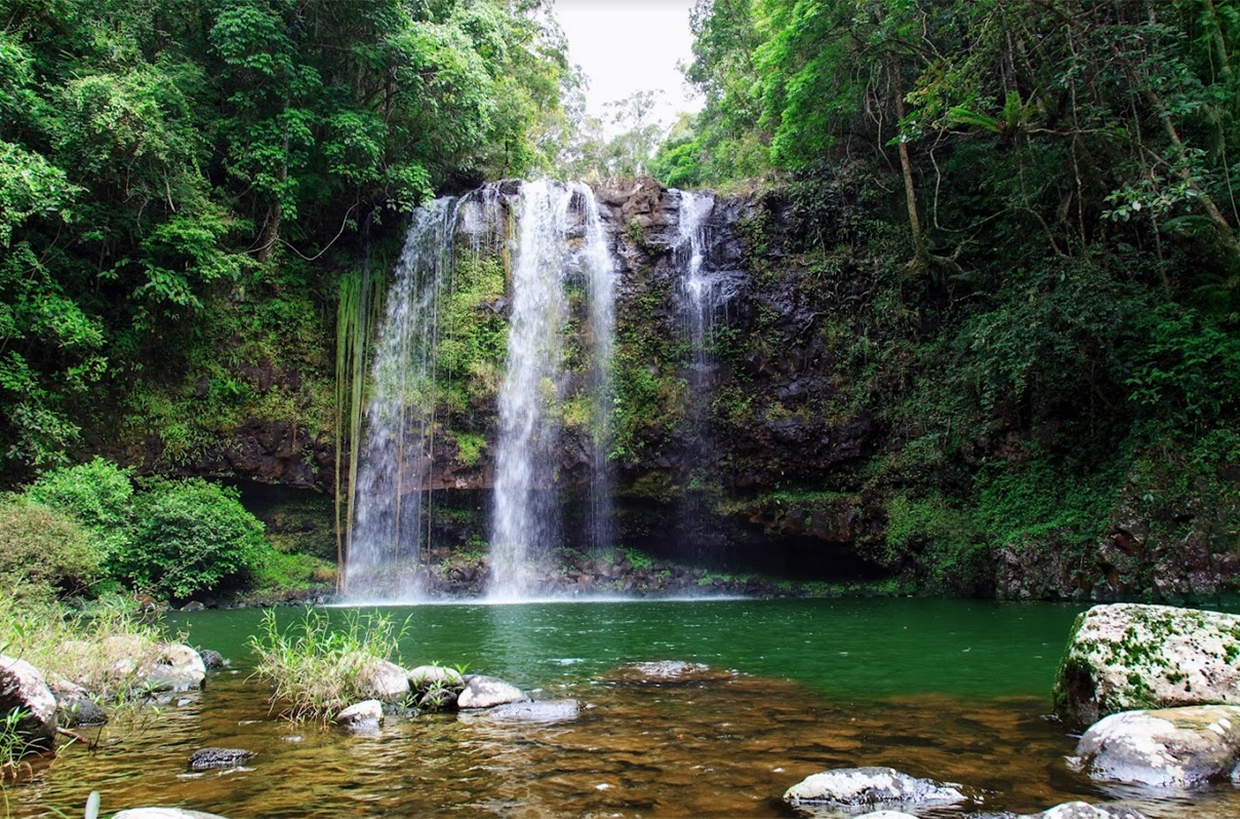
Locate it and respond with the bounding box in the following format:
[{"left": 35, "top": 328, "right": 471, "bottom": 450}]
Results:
[{"left": 340, "top": 181, "right": 867, "bottom": 603}]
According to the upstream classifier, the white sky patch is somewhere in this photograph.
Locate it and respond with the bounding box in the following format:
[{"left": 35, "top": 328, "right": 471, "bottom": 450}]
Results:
[{"left": 550, "top": 0, "right": 702, "bottom": 135}]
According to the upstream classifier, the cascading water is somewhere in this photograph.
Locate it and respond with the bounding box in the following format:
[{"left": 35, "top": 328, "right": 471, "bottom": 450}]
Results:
[
  {"left": 488, "top": 180, "right": 616, "bottom": 599},
  {"left": 581, "top": 190, "right": 618, "bottom": 555},
  {"left": 344, "top": 198, "right": 457, "bottom": 601}
]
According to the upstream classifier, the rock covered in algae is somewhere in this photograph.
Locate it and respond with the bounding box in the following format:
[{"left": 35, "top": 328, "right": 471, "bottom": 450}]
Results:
[
  {"left": 1070, "top": 705, "right": 1240, "bottom": 789},
  {"left": 1052, "top": 603, "right": 1240, "bottom": 727},
  {"left": 783, "top": 766, "right": 966, "bottom": 811},
  {"left": 188, "top": 748, "right": 253, "bottom": 770}
]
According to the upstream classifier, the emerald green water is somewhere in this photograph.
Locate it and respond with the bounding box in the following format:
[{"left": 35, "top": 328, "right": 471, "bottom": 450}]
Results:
[
  {"left": 13, "top": 598, "right": 1240, "bottom": 818},
  {"left": 173, "top": 598, "right": 1078, "bottom": 700}
]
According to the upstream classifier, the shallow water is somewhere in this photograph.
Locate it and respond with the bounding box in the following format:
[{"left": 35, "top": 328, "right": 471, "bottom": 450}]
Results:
[{"left": 11, "top": 598, "right": 1240, "bottom": 818}]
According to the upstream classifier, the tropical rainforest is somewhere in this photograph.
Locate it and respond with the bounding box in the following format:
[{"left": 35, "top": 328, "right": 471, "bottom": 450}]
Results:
[{"left": 2, "top": 0, "right": 1238, "bottom": 602}]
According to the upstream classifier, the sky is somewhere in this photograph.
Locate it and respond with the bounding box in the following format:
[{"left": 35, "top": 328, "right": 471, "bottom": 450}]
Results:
[{"left": 550, "top": 0, "right": 703, "bottom": 136}]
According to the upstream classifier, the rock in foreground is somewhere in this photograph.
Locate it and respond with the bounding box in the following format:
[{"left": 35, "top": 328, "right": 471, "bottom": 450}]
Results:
[
  {"left": 0, "top": 655, "right": 58, "bottom": 752},
  {"left": 113, "top": 810, "right": 231, "bottom": 819},
  {"left": 783, "top": 767, "right": 966, "bottom": 811},
  {"left": 335, "top": 699, "right": 383, "bottom": 729},
  {"left": 1053, "top": 603, "right": 1240, "bottom": 726},
  {"left": 1071, "top": 705, "right": 1240, "bottom": 789}
]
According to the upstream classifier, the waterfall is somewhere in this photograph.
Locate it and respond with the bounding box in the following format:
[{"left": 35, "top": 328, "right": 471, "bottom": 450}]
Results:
[
  {"left": 344, "top": 198, "right": 457, "bottom": 601},
  {"left": 678, "top": 191, "right": 718, "bottom": 365},
  {"left": 488, "top": 180, "right": 615, "bottom": 599}
]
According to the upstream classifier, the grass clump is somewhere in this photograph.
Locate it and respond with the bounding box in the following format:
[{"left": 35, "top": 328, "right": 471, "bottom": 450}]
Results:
[
  {"left": 0, "top": 594, "right": 166, "bottom": 700},
  {"left": 249, "top": 608, "right": 410, "bottom": 721}
]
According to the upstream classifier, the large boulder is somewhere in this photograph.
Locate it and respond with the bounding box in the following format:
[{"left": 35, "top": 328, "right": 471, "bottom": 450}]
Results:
[
  {"left": 0, "top": 655, "right": 58, "bottom": 752},
  {"left": 1070, "top": 705, "right": 1240, "bottom": 789},
  {"left": 783, "top": 767, "right": 966, "bottom": 812},
  {"left": 456, "top": 675, "right": 527, "bottom": 709},
  {"left": 343, "top": 653, "right": 409, "bottom": 703},
  {"left": 146, "top": 643, "right": 207, "bottom": 692},
  {"left": 1052, "top": 603, "right": 1240, "bottom": 726}
]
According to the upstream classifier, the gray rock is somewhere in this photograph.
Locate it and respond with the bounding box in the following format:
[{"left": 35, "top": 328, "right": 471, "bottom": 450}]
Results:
[
  {"left": 0, "top": 655, "right": 58, "bottom": 752},
  {"left": 112, "top": 810, "right": 231, "bottom": 819},
  {"left": 462, "top": 699, "right": 579, "bottom": 724},
  {"left": 1025, "top": 803, "right": 1148, "bottom": 819},
  {"left": 145, "top": 643, "right": 207, "bottom": 692},
  {"left": 407, "top": 664, "right": 465, "bottom": 710},
  {"left": 335, "top": 699, "right": 383, "bottom": 729},
  {"left": 343, "top": 652, "right": 409, "bottom": 703},
  {"left": 180, "top": 601, "right": 206, "bottom": 612},
  {"left": 853, "top": 813, "right": 921, "bottom": 819},
  {"left": 457, "top": 675, "right": 527, "bottom": 709},
  {"left": 1070, "top": 705, "right": 1240, "bottom": 788},
  {"left": 783, "top": 767, "right": 966, "bottom": 810},
  {"left": 187, "top": 748, "right": 253, "bottom": 770},
  {"left": 1053, "top": 603, "right": 1240, "bottom": 726}
]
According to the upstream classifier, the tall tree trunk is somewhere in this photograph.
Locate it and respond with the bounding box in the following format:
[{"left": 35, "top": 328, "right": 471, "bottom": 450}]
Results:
[{"left": 891, "top": 61, "right": 929, "bottom": 272}]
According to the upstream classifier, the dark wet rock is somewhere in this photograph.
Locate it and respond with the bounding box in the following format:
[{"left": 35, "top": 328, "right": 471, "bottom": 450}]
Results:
[
  {"left": 0, "top": 655, "right": 58, "bottom": 752},
  {"left": 188, "top": 747, "right": 254, "bottom": 770},
  {"left": 113, "top": 809, "right": 233, "bottom": 819},
  {"left": 1052, "top": 604, "right": 1240, "bottom": 727},
  {"left": 1024, "top": 803, "right": 1148, "bottom": 819},
  {"left": 53, "top": 683, "right": 107, "bottom": 727},
  {"left": 1070, "top": 705, "right": 1240, "bottom": 789},
  {"left": 611, "top": 660, "right": 733, "bottom": 684},
  {"left": 197, "top": 649, "right": 227, "bottom": 670},
  {"left": 335, "top": 699, "right": 383, "bottom": 729},
  {"left": 146, "top": 643, "right": 207, "bottom": 692},
  {"left": 461, "top": 699, "right": 579, "bottom": 725},
  {"left": 456, "top": 675, "right": 527, "bottom": 709},
  {"left": 783, "top": 766, "right": 966, "bottom": 811}
]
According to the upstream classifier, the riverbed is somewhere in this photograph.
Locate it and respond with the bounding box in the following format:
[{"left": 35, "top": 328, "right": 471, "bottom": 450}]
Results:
[{"left": 10, "top": 598, "right": 1240, "bottom": 818}]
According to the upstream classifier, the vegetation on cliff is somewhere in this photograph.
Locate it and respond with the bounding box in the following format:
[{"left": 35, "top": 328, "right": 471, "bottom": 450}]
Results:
[{"left": 655, "top": 0, "right": 1240, "bottom": 594}]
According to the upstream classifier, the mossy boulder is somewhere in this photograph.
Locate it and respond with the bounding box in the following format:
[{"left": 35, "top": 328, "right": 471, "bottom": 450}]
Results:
[{"left": 1052, "top": 603, "right": 1240, "bottom": 727}]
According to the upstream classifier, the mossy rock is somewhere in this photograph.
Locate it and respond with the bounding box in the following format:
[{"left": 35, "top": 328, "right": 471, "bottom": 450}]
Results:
[{"left": 1052, "top": 603, "right": 1240, "bottom": 727}]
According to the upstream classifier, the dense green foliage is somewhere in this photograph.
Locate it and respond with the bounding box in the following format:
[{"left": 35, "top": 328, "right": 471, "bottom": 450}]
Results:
[
  {"left": 12, "top": 459, "right": 273, "bottom": 599},
  {"left": 0, "top": 0, "right": 570, "bottom": 482},
  {"left": 663, "top": 0, "right": 1240, "bottom": 591}
]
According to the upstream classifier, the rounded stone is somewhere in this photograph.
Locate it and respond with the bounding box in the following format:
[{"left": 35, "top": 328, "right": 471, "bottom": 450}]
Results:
[
  {"left": 783, "top": 766, "right": 966, "bottom": 810},
  {"left": 456, "top": 675, "right": 527, "bottom": 709}
]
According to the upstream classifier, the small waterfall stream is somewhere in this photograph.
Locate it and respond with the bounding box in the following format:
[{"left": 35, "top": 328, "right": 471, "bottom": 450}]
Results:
[
  {"left": 345, "top": 198, "right": 458, "bottom": 600},
  {"left": 489, "top": 181, "right": 616, "bottom": 599}
]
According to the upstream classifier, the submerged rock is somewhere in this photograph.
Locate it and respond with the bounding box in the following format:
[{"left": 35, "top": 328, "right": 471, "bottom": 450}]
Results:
[
  {"left": 1052, "top": 603, "right": 1240, "bottom": 727},
  {"left": 0, "top": 655, "right": 58, "bottom": 752},
  {"left": 188, "top": 748, "right": 253, "bottom": 770},
  {"left": 1070, "top": 705, "right": 1240, "bottom": 789},
  {"left": 1025, "top": 803, "right": 1148, "bottom": 819},
  {"left": 611, "top": 661, "right": 732, "bottom": 684},
  {"left": 460, "top": 699, "right": 579, "bottom": 725},
  {"left": 335, "top": 699, "right": 383, "bottom": 729},
  {"left": 456, "top": 675, "right": 527, "bottom": 709},
  {"left": 783, "top": 766, "right": 966, "bottom": 811}
]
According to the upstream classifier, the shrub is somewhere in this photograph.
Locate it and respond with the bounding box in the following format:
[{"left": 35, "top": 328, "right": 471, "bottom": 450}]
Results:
[
  {"left": 119, "top": 479, "right": 266, "bottom": 599},
  {"left": 24, "top": 457, "right": 135, "bottom": 568},
  {"left": 249, "top": 608, "right": 409, "bottom": 721},
  {"left": 0, "top": 499, "right": 102, "bottom": 602}
]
